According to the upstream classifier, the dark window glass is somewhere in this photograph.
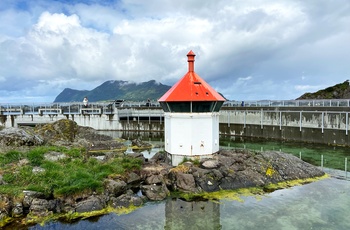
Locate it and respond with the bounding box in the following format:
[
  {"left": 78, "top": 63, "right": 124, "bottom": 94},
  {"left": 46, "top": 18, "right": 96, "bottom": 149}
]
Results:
[
  {"left": 159, "top": 102, "right": 169, "bottom": 112},
  {"left": 161, "top": 101, "right": 224, "bottom": 113},
  {"left": 213, "top": 101, "right": 224, "bottom": 112},
  {"left": 168, "top": 102, "right": 191, "bottom": 112},
  {"left": 192, "top": 102, "right": 213, "bottom": 112}
]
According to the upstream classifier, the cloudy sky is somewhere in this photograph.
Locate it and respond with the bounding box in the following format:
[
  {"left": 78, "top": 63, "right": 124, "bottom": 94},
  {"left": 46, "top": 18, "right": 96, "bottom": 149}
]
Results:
[{"left": 1, "top": 0, "right": 349, "bottom": 103}]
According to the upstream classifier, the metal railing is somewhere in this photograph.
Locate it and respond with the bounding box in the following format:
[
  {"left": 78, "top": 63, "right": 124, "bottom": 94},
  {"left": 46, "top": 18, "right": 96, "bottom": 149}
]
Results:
[
  {"left": 2, "top": 99, "right": 350, "bottom": 116},
  {"left": 0, "top": 100, "right": 161, "bottom": 116},
  {"left": 223, "top": 99, "right": 350, "bottom": 107}
]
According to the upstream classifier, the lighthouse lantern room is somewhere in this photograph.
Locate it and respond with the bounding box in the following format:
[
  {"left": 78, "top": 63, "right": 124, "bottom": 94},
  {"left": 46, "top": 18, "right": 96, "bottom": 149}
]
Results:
[{"left": 158, "top": 51, "right": 226, "bottom": 166}]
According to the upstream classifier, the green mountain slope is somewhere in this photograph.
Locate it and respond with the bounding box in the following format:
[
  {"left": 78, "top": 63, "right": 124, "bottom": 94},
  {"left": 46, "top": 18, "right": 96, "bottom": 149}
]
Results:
[
  {"left": 53, "top": 80, "right": 171, "bottom": 102},
  {"left": 296, "top": 80, "right": 350, "bottom": 100}
]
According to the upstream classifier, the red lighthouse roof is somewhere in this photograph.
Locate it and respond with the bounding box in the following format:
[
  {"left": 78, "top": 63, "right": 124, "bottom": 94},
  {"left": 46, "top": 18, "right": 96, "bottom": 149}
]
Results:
[{"left": 158, "top": 51, "right": 226, "bottom": 102}]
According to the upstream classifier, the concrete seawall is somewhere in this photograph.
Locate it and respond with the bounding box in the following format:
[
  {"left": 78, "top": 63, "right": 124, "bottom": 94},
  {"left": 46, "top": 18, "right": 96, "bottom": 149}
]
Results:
[
  {"left": 219, "top": 107, "right": 350, "bottom": 146},
  {"left": 2, "top": 105, "right": 350, "bottom": 146}
]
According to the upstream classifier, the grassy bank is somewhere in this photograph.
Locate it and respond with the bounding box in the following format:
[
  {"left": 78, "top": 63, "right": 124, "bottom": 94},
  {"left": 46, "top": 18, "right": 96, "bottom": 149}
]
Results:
[{"left": 0, "top": 146, "right": 142, "bottom": 198}]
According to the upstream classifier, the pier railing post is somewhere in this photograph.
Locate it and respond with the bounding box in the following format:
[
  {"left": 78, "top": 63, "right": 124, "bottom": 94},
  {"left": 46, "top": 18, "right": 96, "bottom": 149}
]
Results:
[{"left": 345, "top": 157, "right": 348, "bottom": 179}]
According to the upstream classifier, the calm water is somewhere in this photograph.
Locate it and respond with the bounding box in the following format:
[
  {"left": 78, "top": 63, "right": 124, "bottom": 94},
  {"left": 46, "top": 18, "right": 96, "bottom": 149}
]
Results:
[
  {"left": 27, "top": 133, "right": 350, "bottom": 229},
  {"left": 30, "top": 178, "right": 350, "bottom": 230}
]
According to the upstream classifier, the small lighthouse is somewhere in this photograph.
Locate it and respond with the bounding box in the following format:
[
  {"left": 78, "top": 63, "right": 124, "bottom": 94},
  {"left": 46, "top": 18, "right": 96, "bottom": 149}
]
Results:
[{"left": 158, "top": 51, "right": 226, "bottom": 166}]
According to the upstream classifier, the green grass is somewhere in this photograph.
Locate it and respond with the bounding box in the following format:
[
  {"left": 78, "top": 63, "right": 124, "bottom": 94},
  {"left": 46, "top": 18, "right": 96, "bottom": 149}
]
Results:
[
  {"left": 0, "top": 146, "right": 142, "bottom": 197},
  {"left": 0, "top": 150, "right": 24, "bottom": 165}
]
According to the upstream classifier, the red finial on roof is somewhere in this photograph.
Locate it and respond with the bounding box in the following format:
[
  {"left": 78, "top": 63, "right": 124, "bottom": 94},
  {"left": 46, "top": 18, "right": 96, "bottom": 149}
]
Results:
[
  {"left": 187, "top": 50, "right": 196, "bottom": 72},
  {"left": 158, "top": 50, "right": 226, "bottom": 102}
]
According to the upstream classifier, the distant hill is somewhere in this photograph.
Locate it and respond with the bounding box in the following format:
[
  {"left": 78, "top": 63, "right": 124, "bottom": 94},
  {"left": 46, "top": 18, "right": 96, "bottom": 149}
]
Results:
[
  {"left": 54, "top": 80, "right": 171, "bottom": 102},
  {"left": 296, "top": 80, "right": 350, "bottom": 100}
]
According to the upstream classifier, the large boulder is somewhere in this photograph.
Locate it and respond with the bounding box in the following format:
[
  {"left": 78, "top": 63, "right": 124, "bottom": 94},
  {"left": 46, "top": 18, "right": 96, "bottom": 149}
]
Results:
[
  {"left": 0, "top": 127, "right": 44, "bottom": 147},
  {"left": 109, "top": 191, "right": 144, "bottom": 209},
  {"left": 75, "top": 196, "right": 107, "bottom": 213},
  {"left": 141, "top": 184, "right": 170, "bottom": 201},
  {"left": 35, "top": 119, "right": 79, "bottom": 144},
  {"left": 29, "top": 198, "right": 51, "bottom": 217},
  {"left": 22, "top": 190, "right": 48, "bottom": 211},
  {"left": 104, "top": 179, "right": 127, "bottom": 197}
]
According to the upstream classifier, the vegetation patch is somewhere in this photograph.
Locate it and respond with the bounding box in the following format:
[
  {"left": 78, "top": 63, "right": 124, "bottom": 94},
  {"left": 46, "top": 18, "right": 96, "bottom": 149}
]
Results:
[
  {"left": 169, "top": 164, "right": 190, "bottom": 173},
  {"left": 0, "top": 146, "right": 142, "bottom": 198}
]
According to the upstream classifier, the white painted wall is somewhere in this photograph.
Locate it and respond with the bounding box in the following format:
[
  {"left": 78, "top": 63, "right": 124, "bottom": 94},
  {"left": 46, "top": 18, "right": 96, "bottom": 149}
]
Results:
[
  {"left": 9, "top": 114, "right": 122, "bottom": 130},
  {"left": 164, "top": 112, "right": 220, "bottom": 157}
]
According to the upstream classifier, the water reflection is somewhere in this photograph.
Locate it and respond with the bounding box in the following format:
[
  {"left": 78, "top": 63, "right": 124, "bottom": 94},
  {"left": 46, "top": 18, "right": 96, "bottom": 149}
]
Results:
[
  {"left": 165, "top": 198, "right": 221, "bottom": 230},
  {"left": 140, "top": 148, "right": 161, "bottom": 159},
  {"left": 219, "top": 135, "right": 350, "bottom": 178},
  {"left": 29, "top": 178, "right": 350, "bottom": 230}
]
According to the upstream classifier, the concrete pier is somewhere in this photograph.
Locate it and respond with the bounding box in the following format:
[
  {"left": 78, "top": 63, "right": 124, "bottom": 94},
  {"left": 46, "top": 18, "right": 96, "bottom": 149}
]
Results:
[
  {"left": 2, "top": 100, "right": 350, "bottom": 146},
  {"left": 219, "top": 107, "right": 350, "bottom": 146}
]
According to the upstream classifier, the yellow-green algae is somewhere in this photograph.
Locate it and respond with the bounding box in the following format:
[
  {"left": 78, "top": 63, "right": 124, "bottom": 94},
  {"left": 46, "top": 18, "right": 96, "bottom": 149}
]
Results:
[
  {"left": 179, "top": 174, "right": 329, "bottom": 203},
  {"left": 1, "top": 204, "right": 142, "bottom": 228},
  {"left": 0, "top": 216, "right": 13, "bottom": 228}
]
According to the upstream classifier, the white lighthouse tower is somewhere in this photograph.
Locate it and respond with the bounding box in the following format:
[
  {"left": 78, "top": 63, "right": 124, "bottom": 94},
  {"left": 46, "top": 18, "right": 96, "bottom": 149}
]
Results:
[{"left": 158, "top": 51, "right": 226, "bottom": 166}]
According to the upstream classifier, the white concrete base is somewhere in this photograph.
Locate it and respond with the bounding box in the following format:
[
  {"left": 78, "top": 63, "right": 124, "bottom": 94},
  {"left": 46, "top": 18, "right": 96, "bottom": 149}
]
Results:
[{"left": 168, "top": 152, "right": 215, "bottom": 166}]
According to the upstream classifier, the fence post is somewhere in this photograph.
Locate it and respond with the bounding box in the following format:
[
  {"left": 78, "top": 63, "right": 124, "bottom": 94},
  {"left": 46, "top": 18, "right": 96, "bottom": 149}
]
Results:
[
  {"left": 261, "top": 109, "right": 263, "bottom": 129},
  {"left": 279, "top": 111, "right": 282, "bottom": 130},
  {"left": 322, "top": 112, "right": 324, "bottom": 133},
  {"left": 346, "top": 112, "right": 348, "bottom": 136},
  {"left": 345, "top": 157, "right": 348, "bottom": 179},
  {"left": 227, "top": 111, "right": 230, "bottom": 127},
  {"left": 244, "top": 110, "right": 246, "bottom": 129}
]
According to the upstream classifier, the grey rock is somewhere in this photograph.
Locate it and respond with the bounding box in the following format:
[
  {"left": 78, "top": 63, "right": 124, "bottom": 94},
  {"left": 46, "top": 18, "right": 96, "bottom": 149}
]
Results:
[
  {"left": 23, "top": 190, "right": 46, "bottom": 208},
  {"left": 32, "top": 166, "right": 45, "bottom": 174},
  {"left": 201, "top": 159, "right": 220, "bottom": 169},
  {"left": 29, "top": 198, "right": 51, "bottom": 217},
  {"left": 104, "top": 179, "right": 127, "bottom": 196},
  {"left": 44, "top": 151, "right": 67, "bottom": 161},
  {"left": 130, "top": 196, "right": 144, "bottom": 207},
  {"left": 109, "top": 194, "right": 136, "bottom": 208},
  {"left": 75, "top": 196, "right": 105, "bottom": 213},
  {"left": 145, "top": 174, "right": 164, "bottom": 185},
  {"left": 173, "top": 172, "right": 198, "bottom": 193},
  {"left": 11, "top": 202, "right": 23, "bottom": 217},
  {"left": 141, "top": 184, "right": 170, "bottom": 201},
  {"left": 126, "top": 172, "right": 142, "bottom": 185},
  {"left": 0, "top": 127, "right": 43, "bottom": 146}
]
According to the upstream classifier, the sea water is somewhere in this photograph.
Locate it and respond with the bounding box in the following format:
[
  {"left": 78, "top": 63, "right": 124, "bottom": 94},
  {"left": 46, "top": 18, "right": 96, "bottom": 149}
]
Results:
[
  {"left": 29, "top": 177, "right": 350, "bottom": 230},
  {"left": 26, "top": 134, "right": 350, "bottom": 229}
]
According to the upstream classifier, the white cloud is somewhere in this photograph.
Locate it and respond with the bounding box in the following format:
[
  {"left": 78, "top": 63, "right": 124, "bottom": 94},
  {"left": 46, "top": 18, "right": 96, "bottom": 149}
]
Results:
[
  {"left": 0, "top": 0, "right": 350, "bottom": 103},
  {"left": 238, "top": 76, "right": 252, "bottom": 81}
]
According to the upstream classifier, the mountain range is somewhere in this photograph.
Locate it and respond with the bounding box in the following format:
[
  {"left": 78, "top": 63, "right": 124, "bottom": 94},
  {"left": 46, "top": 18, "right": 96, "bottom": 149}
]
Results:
[
  {"left": 54, "top": 78, "right": 350, "bottom": 103},
  {"left": 53, "top": 80, "right": 171, "bottom": 102}
]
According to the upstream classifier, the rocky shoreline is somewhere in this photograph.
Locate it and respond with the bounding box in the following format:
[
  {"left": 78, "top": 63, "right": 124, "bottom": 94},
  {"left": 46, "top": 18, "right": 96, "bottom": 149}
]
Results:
[{"left": 0, "top": 120, "right": 325, "bottom": 228}]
